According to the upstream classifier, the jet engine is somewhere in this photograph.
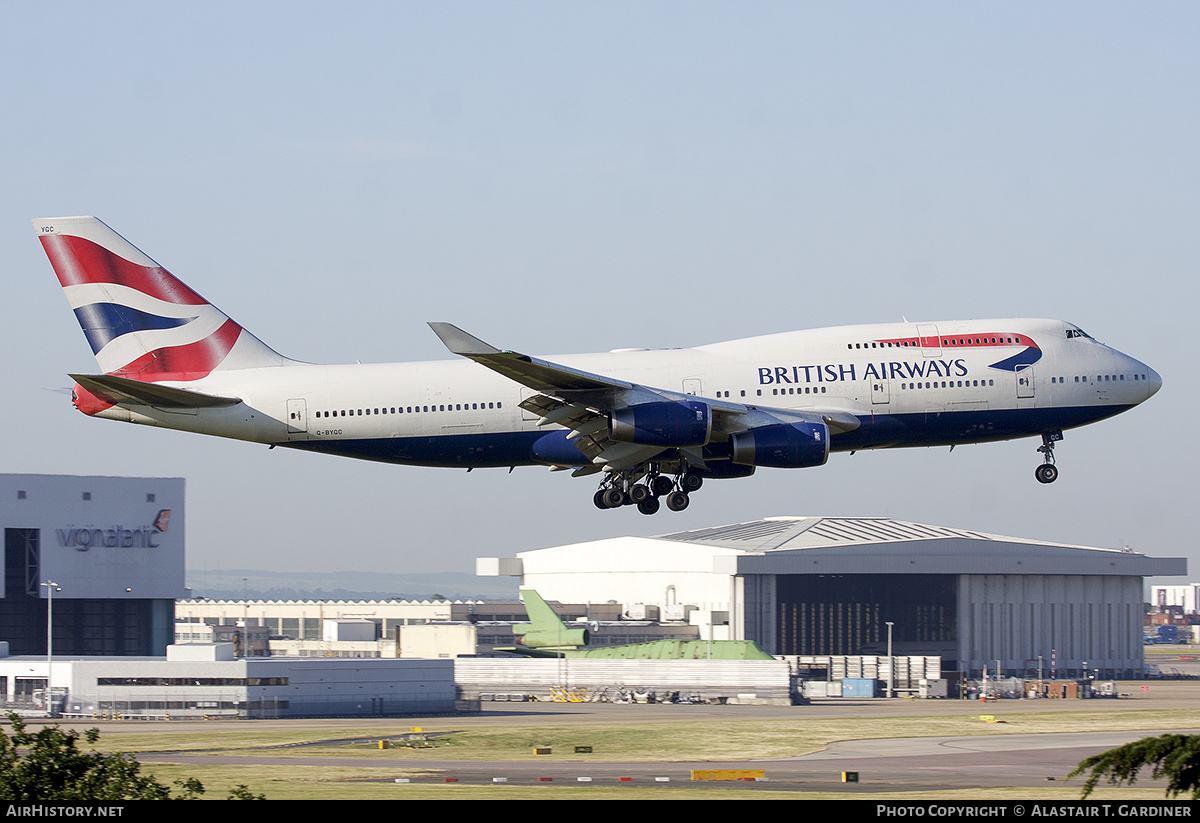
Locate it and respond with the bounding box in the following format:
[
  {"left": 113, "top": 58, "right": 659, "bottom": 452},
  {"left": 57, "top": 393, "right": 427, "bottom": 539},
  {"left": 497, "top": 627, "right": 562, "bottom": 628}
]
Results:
[
  {"left": 609, "top": 400, "right": 712, "bottom": 447},
  {"left": 530, "top": 430, "right": 589, "bottom": 466},
  {"left": 730, "top": 421, "right": 829, "bottom": 468}
]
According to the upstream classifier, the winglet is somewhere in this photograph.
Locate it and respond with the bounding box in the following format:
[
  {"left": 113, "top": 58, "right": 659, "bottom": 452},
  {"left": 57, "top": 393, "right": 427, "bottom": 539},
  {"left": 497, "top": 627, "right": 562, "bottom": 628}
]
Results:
[{"left": 428, "top": 322, "right": 501, "bottom": 356}]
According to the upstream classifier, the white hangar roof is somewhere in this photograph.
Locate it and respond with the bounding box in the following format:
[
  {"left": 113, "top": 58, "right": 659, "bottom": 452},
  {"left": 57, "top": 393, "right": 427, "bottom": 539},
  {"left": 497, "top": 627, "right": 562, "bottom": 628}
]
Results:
[
  {"left": 480, "top": 516, "right": 1186, "bottom": 579},
  {"left": 652, "top": 516, "right": 1185, "bottom": 578}
]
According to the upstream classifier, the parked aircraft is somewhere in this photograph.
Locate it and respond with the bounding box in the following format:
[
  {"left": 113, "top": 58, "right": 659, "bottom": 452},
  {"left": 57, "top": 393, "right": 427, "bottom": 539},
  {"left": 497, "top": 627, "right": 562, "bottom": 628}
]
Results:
[
  {"left": 503, "top": 590, "right": 773, "bottom": 660},
  {"left": 33, "top": 216, "right": 1161, "bottom": 514}
]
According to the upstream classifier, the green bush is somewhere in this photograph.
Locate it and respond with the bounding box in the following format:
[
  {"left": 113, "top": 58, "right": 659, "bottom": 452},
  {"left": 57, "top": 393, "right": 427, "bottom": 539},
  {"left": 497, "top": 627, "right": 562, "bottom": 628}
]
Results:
[
  {"left": 1070, "top": 733, "right": 1200, "bottom": 799},
  {"left": 0, "top": 713, "right": 263, "bottom": 800}
]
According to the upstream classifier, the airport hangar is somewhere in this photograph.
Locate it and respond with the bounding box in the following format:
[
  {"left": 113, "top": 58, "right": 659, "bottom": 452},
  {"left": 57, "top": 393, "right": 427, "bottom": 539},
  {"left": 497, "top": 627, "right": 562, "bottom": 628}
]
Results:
[
  {"left": 479, "top": 516, "right": 1186, "bottom": 679},
  {"left": 0, "top": 473, "right": 182, "bottom": 658}
]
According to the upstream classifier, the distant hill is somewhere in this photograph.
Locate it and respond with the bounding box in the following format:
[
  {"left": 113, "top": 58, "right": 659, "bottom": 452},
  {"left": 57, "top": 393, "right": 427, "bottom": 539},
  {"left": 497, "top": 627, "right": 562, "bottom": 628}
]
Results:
[{"left": 185, "top": 568, "right": 519, "bottom": 601}]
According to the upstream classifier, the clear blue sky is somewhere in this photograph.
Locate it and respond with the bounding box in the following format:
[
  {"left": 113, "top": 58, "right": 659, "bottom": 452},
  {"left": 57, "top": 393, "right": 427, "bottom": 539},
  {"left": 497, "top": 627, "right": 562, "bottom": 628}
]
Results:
[{"left": 1, "top": 2, "right": 1195, "bottom": 582}]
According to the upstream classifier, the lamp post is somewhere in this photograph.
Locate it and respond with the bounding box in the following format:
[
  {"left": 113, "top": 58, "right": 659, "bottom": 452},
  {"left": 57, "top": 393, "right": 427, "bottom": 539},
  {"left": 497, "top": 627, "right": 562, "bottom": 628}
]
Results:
[
  {"left": 241, "top": 578, "right": 249, "bottom": 658},
  {"left": 41, "top": 581, "right": 60, "bottom": 715},
  {"left": 886, "top": 621, "right": 894, "bottom": 698}
]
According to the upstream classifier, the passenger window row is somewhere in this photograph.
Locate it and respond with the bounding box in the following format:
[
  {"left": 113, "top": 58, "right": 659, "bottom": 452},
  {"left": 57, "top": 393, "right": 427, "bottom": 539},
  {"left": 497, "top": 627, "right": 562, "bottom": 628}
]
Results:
[
  {"left": 845, "top": 336, "right": 1025, "bottom": 350},
  {"left": 1052, "top": 375, "right": 1150, "bottom": 384},
  {"left": 848, "top": 340, "right": 915, "bottom": 349},
  {"left": 901, "top": 380, "right": 995, "bottom": 389},
  {"left": 940, "top": 337, "right": 1022, "bottom": 346},
  {"left": 770, "top": 387, "right": 828, "bottom": 395},
  {"left": 315, "top": 402, "right": 503, "bottom": 419}
]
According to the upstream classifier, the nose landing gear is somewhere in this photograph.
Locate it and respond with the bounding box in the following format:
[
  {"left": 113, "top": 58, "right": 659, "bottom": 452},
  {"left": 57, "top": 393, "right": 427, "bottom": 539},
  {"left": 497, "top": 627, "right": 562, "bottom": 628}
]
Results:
[{"left": 1035, "top": 431, "right": 1063, "bottom": 484}]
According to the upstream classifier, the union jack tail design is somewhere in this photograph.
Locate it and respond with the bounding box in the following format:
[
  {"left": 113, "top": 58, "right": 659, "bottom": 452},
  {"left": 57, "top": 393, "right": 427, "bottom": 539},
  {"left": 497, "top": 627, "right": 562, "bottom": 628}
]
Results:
[{"left": 33, "top": 216, "right": 291, "bottom": 382}]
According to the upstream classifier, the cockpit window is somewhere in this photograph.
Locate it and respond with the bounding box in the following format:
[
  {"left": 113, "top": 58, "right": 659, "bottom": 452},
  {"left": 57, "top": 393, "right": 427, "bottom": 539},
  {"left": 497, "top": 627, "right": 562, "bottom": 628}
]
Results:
[{"left": 1066, "top": 327, "right": 1092, "bottom": 339}]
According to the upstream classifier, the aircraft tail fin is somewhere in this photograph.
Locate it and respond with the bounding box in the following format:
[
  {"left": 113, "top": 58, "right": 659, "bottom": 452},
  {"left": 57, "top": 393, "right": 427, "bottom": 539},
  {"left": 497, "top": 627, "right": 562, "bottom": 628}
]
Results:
[
  {"left": 33, "top": 216, "right": 293, "bottom": 382},
  {"left": 520, "top": 589, "right": 569, "bottom": 633},
  {"left": 516, "top": 590, "right": 591, "bottom": 651}
]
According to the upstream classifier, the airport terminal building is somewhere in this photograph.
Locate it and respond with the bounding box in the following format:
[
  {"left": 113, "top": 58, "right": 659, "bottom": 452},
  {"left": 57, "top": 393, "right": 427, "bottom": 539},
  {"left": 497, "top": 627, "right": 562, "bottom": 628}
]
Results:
[{"left": 480, "top": 516, "right": 1187, "bottom": 678}]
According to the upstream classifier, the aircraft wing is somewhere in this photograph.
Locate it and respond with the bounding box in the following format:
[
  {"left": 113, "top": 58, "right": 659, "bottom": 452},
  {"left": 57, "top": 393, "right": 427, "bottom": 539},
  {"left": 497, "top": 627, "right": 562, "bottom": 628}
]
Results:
[
  {"left": 70, "top": 373, "right": 242, "bottom": 409},
  {"left": 428, "top": 322, "right": 635, "bottom": 395},
  {"left": 428, "top": 323, "right": 860, "bottom": 471}
]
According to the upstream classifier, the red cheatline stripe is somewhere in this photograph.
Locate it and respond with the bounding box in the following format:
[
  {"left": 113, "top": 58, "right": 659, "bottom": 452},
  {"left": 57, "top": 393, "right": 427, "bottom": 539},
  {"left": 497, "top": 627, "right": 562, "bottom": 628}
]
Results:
[{"left": 874, "top": 333, "right": 1038, "bottom": 350}]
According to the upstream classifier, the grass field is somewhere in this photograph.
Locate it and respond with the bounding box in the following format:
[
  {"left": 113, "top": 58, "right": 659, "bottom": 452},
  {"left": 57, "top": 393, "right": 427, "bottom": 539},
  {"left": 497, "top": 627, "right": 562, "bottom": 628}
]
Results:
[
  {"left": 73, "top": 706, "right": 1200, "bottom": 800},
  {"left": 97, "top": 708, "right": 1200, "bottom": 761}
]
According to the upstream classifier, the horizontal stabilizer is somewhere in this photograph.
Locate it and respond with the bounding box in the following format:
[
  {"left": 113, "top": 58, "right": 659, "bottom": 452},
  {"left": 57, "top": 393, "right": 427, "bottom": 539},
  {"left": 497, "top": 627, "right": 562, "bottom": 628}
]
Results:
[{"left": 70, "top": 373, "right": 242, "bottom": 409}]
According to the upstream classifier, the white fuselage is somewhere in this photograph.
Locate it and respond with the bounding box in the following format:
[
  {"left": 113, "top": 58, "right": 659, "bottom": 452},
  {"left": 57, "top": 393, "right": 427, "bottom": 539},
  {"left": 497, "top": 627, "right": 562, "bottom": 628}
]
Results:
[{"left": 90, "top": 318, "right": 1159, "bottom": 471}]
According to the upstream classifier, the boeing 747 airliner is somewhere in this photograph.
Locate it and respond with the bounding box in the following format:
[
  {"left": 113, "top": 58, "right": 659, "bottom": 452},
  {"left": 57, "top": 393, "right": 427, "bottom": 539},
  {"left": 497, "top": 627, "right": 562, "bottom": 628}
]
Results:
[{"left": 33, "top": 216, "right": 1161, "bottom": 514}]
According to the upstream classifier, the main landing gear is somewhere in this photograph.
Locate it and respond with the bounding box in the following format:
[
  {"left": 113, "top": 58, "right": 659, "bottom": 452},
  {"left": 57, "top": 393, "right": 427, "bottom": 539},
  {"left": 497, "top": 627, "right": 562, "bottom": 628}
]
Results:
[
  {"left": 1035, "top": 431, "right": 1063, "bottom": 484},
  {"left": 593, "top": 464, "right": 704, "bottom": 514}
]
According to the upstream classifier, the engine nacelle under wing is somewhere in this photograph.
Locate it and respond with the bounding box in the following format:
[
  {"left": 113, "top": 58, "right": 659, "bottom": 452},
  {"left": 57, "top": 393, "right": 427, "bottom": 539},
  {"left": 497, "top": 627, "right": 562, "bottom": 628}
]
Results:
[
  {"left": 730, "top": 421, "right": 830, "bottom": 469},
  {"left": 609, "top": 400, "right": 712, "bottom": 448},
  {"left": 531, "top": 430, "right": 589, "bottom": 466},
  {"left": 694, "top": 459, "right": 756, "bottom": 479}
]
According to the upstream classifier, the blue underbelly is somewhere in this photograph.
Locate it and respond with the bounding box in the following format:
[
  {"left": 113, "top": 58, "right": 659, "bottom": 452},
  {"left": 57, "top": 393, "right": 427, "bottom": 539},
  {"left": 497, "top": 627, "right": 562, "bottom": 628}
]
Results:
[{"left": 278, "top": 404, "right": 1134, "bottom": 468}]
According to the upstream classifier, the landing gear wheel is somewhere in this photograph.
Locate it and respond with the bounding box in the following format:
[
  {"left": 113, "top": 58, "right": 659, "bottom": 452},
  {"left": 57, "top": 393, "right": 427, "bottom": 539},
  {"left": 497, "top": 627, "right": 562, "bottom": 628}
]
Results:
[
  {"left": 652, "top": 476, "right": 675, "bottom": 497},
  {"left": 630, "top": 484, "right": 651, "bottom": 504},
  {"left": 602, "top": 488, "right": 625, "bottom": 508},
  {"left": 594, "top": 489, "right": 611, "bottom": 509},
  {"left": 637, "top": 496, "right": 660, "bottom": 515},
  {"left": 1035, "top": 464, "right": 1059, "bottom": 484},
  {"left": 666, "top": 491, "right": 690, "bottom": 512},
  {"left": 681, "top": 473, "right": 703, "bottom": 493},
  {"left": 1035, "top": 431, "right": 1062, "bottom": 486}
]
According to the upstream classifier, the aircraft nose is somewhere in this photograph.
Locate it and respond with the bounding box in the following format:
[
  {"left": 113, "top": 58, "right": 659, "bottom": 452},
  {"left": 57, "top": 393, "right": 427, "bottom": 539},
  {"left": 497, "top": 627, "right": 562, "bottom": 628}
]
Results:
[{"left": 1144, "top": 365, "right": 1162, "bottom": 400}]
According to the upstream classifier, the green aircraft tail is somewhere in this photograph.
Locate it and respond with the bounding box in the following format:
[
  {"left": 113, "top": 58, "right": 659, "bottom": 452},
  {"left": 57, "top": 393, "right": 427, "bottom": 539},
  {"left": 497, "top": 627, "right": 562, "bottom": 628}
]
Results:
[
  {"left": 517, "top": 589, "right": 589, "bottom": 650},
  {"left": 510, "top": 589, "right": 774, "bottom": 660}
]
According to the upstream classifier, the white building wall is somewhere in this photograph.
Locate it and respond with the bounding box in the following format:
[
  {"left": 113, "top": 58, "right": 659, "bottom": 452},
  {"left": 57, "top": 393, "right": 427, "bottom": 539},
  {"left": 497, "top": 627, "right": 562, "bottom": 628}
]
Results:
[
  {"left": 175, "top": 599, "right": 457, "bottom": 641},
  {"left": 0, "top": 656, "right": 457, "bottom": 717},
  {"left": 396, "top": 624, "right": 477, "bottom": 659},
  {"left": 1151, "top": 585, "right": 1200, "bottom": 613},
  {"left": 515, "top": 537, "right": 745, "bottom": 639},
  {"left": 455, "top": 658, "right": 790, "bottom": 704},
  {"left": 177, "top": 600, "right": 455, "bottom": 623}
]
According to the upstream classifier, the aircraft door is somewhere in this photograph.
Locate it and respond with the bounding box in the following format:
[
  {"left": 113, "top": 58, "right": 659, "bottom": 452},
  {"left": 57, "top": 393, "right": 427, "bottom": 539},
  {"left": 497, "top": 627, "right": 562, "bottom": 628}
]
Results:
[
  {"left": 917, "top": 324, "right": 942, "bottom": 358},
  {"left": 872, "top": 380, "right": 890, "bottom": 405},
  {"left": 1016, "top": 365, "right": 1035, "bottom": 399},
  {"left": 520, "top": 388, "right": 540, "bottom": 421},
  {"left": 286, "top": 398, "right": 308, "bottom": 437},
  {"left": 682, "top": 378, "right": 703, "bottom": 396}
]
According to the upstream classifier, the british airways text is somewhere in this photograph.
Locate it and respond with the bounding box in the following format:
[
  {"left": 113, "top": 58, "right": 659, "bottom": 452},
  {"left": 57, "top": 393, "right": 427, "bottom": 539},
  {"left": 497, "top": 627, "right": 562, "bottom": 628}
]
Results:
[{"left": 758, "top": 359, "right": 969, "bottom": 385}]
